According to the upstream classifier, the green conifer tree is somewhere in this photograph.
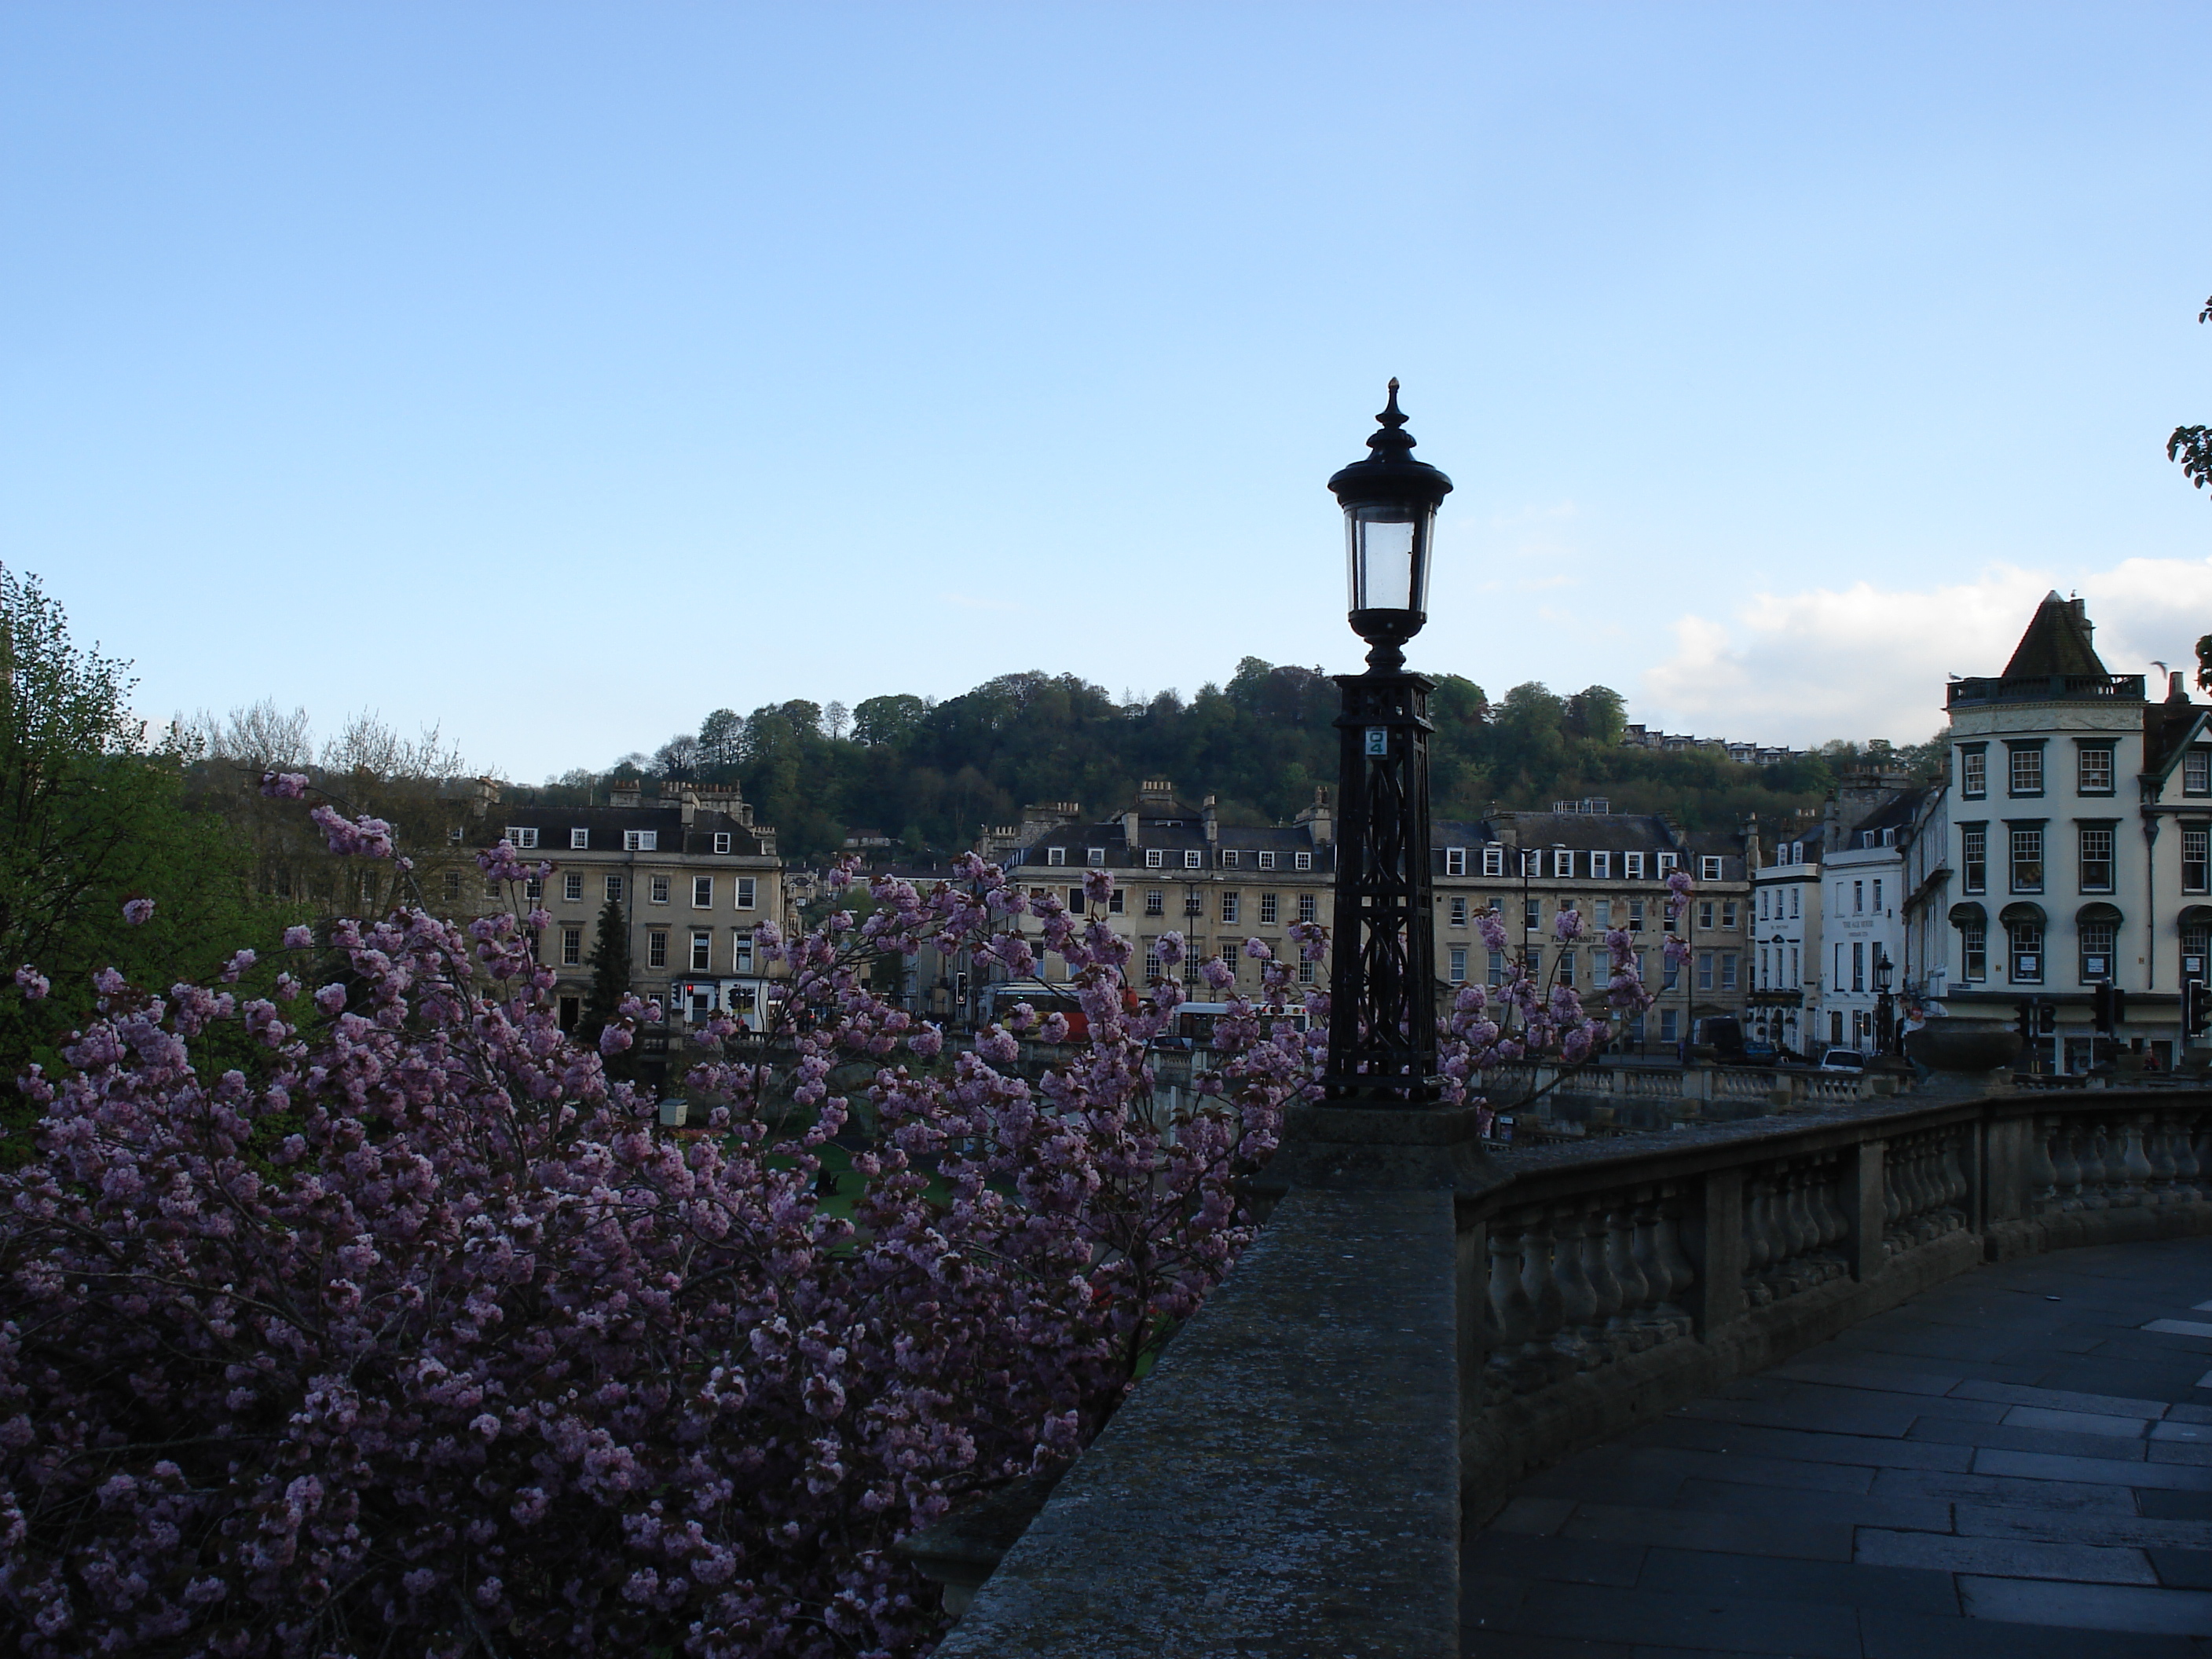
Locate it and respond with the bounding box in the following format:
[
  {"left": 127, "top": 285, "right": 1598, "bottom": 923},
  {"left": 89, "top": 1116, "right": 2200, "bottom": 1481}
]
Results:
[{"left": 578, "top": 898, "right": 631, "bottom": 1060}]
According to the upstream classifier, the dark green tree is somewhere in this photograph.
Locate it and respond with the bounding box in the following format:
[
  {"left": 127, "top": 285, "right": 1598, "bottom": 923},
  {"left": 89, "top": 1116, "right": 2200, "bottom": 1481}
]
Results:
[
  {"left": 578, "top": 898, "right": 632, "bottom": 1054},
  {"left": 0, "top": 566, "right": 272, "bottom": 1120},
  {"left": 2170, "top": 292, "right": 2212, "bottom": 498}
]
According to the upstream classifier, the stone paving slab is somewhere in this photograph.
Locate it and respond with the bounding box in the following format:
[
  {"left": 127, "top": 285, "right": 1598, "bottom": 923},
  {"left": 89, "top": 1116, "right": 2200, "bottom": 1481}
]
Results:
[{"left": 1466, "top": 1235, "right": 2212, "bottom": 1656}]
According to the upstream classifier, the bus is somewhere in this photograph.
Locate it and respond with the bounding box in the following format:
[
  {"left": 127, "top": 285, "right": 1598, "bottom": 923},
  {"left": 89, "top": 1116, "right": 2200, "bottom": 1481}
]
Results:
[
  {"left": 978, "top": 979, "right": 1099, "bottom": 1039},
  {"left": 1161, "top": 1001, "right": 1313, "bottom": 1050}
]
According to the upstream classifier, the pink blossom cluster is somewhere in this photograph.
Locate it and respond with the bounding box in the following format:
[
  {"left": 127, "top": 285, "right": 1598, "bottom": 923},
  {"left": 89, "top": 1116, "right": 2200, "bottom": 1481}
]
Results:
[
  {"left": 0, "top": 782, "right": 1657, "bottom": 1654},
  {"left": 0, "top": 837, "right": 1307, "bottom": 1657},
  {"left": 1437, "top": 884, "right": 1669, "bottom": 1121}
]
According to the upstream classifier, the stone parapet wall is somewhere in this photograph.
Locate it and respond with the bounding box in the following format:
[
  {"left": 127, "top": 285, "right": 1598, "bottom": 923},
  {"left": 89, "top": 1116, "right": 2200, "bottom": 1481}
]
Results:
[{"left": 910, "top": 1085, "right": 2212, "bottom": 1657}]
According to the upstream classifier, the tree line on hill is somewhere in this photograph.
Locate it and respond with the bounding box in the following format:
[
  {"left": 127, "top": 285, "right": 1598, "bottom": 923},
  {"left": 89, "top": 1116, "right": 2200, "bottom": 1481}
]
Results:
[
  {"left": 513, "top": 657, "right": 1942, "bottom": 862},
  {"left": 0, "top": 548, "right": 1942, "bottom": 1108}
]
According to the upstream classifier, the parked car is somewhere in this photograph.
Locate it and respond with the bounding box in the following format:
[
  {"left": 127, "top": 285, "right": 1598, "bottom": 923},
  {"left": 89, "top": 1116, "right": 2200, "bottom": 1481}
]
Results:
[
  {"left": 1739, "top": 1039, "right": 1779, "bottom": 1065},
  {"left": 1817, "top": 1047, "right": 1869, "bottom": 1073}
]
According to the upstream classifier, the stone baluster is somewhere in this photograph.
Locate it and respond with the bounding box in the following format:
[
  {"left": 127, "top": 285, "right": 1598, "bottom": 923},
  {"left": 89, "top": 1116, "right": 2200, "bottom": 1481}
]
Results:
[
  {"left": 1485, "top": 1223, "right": 1537, "bottom": 1389},
  {"left": 1776, "top": 1165, "right": 1815, "bottom": 1293},
  {"left": 1549, "top": 1203, "right": 1598, "bottom": 1362},
  {"left": 2174, "top": 1111, "right": 2206, "bottom": 1203},
  {"left": 2119, "top": 1115, "right": 2155, "bottom": 1208},
  {"left": 1921, "top": 1134, "right": 1950, "bottom": 1236},
  {"left": 2050, "top": 1119, "right": 2083, "bottom": 1210},
  {"left": 1603, "top": 1200, "right": 1653, "bottom": 1347},
  {"left": 1515, "top": 1207, "right": 1567, "bottom": 1377},
  {"left": 1633, "top": 1196, "right": 1684, "bottom": 1341},
  {"left": 1740, "top": 1170, "right": 1776, "bottom": 1306},
  {"left": 2080, "top": 1123, "right": 2113, "bottom": 1211},
  {"left": 1939, "top": 1131, "right": 1969, "bottom": 1229},
  {"left": 1651, "top": 1184, "right": 1699, "bottom": 1331},
  {"left": 1579, "top": 1205, "right": 1624, "bottom": 1357},
  {"left": 2176, "top": 1119, "right": 2212, "bottom": 1212},
  {"left": 1891, "top": 1135, "right": 1925, "bottom": 1241},
  {"left": 1814, "top": 1155, "right": 1849, "bottom": 1277},
  {"left": 2145, "top": 1114, "right": 2179, "bottom": 1207},
  {"left": 2027, "top": 1115, "right": 2059, "bottom": 1210}
]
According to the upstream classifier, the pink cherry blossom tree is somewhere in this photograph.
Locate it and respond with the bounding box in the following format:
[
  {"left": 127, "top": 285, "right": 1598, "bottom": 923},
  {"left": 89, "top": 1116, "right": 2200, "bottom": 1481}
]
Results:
[{"left": 0, "top": 786, "right": 1653, "bottom": 1656}]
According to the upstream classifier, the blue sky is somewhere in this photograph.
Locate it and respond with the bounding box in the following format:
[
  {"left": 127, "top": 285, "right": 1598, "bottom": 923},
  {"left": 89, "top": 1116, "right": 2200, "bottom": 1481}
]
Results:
[{"left": 5, "top": 3, "right": 2209, "bottom": 781}]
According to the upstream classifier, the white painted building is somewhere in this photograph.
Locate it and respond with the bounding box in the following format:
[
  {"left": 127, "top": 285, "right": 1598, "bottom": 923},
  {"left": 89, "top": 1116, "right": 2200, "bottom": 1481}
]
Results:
[{"left": 1930, "top": 591, "right": 2212, "bottom": 1073}]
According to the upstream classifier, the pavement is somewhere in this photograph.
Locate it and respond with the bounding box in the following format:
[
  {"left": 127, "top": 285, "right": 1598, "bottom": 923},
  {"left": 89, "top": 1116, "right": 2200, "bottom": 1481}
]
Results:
[{"left": 1465, "top": 1236, "right": 2212, "bottom": 1657}]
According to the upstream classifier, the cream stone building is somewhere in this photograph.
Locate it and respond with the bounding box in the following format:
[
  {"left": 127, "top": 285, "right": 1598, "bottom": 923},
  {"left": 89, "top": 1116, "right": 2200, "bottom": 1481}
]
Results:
[
  {"left": 475, "top": 782, "right": 792, "bottom": 1038},
  {"left": 1429, "top": 809, "right": 1753, "bottom": 1055}
]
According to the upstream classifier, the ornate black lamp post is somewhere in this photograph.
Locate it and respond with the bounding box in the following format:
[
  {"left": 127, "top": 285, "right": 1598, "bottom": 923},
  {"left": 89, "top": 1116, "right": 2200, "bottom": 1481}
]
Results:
[
  {"left": 1873, "top": 949, "right": 1895, "bottom": 1056},
  {"left": 1324, "top": 380, "right": 1454, "bottom": 1104}
]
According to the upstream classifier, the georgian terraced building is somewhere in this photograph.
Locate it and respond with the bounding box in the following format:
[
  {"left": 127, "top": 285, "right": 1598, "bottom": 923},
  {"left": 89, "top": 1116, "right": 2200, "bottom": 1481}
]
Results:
[
  {"left": 474, "top": 782, "right": 792, "bottom": 1036},
  {"left": 1922, "top": 591, "right": 2212, "bottom": 1072},
  {"left": 1430, "top": 809, "right": 1754, "bottom": 1054},
  {"left": 998, "top": 781, "right": 1339, "bottom": 1002}
]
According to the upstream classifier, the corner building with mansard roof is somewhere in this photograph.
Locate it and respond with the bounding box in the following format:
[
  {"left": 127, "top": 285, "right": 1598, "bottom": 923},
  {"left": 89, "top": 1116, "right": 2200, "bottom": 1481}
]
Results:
[{"left": 1925, "top": 591, "right": 2212, "bottom": 1073}]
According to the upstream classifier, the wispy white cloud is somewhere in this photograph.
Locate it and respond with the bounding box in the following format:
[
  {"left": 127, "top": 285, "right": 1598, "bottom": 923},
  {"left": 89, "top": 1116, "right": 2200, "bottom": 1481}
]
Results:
[{"left": 1639, "top": 557, "right": 2212, "bottom": 746}]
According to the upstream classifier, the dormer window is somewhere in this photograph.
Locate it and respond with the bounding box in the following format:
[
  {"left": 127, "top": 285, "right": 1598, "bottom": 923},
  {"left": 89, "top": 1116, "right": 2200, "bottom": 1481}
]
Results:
[
  {"left": 507, "top": 826, "right": 540, "bottom": 849},
  {"left": 1047, "top": 846, "right": 1067, "bottom": 866},
  {"left": 1625, "top": 851, "right": 1646, "bottom": 879},
  {"left": 1258, "top": 851, "right": 1276, "bottom": 870},
  {"left": 570, "top": 828, "right": 590, "bottom": 849},
  {"left": 1221, "top": 850, "right": 1240, "bottom": 867},
  {"left": 714, "top": 832, "right": 732, "bottom": 854},
  {"left": 1700, "top": 855, "right": 1723, "bottom": 881},
  {"left": 1145, "top": 848, "right": 1164, "bottom": 868},
  {"left": 1655, "top": 852, "right": 1676, "bottom": 876},
  {"left": 2187, "top": 748, "right": 2211, "bottom": 796},
  {"left": 1086, "top": 847, "right": 1106, "bottom": 867},
  {"left": 624, "top": 830, "right": 657, "bottom": 851},
  {"left": 1445, "top": 847, "right": 1467, "bottom": 876},
  {"left": 1555, "top": 850, "right": 1575, "bottom": 878},
  {"left": 1185, "top": 850, "right": 1203, "bottom": 870},
  {"left": 1591, "top": 851, "right": 1612, "bottom": 878},
  {"left": 1293, "top": 851, "right": 1313, "bottom": 870},
  {"left": 1482, "top": 845, "right": 1505, "bottom": 876}
]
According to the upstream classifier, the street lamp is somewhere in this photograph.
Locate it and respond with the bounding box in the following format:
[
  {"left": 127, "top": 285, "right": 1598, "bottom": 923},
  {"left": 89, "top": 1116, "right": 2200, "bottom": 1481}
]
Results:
[
  {"left": 1324, "top": 381, "right": 1455, "bottom": 1104},
  {"left": 1331, "top": 379, "right": 1453, "bottom": 673},
  {"left": 1873, "top": 949, "right": 1895, "bottom": 1056}
]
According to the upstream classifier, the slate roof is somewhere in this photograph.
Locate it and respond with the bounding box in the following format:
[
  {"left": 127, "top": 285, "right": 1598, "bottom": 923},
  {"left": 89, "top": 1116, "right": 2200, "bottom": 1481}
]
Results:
[
  {"left": 1829, "top": 787, "right": 1927, "bottom": 851},
  {"left": 1015, "top": 812, "right": 1334, "bottom": 873},
  {"left": 481, "top": 804, "right": 773, "bottom": 859},
  {"left": 2001, "top": 591, "right": 2108, "bottom": 678},
  {"left": 2144, "top": 694, "right": 2212, "bottom": 783}
]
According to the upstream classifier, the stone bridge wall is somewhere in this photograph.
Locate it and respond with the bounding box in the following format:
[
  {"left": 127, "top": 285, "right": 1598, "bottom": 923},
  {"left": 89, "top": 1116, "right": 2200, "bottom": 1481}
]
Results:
[{"left": 910, "top": 1086, "right": 2212, "bottom": 1657}]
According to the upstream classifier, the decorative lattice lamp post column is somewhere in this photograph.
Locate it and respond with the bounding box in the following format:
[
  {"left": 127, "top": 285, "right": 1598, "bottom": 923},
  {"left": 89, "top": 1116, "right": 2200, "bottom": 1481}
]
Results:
[{"left": 1323, "top": 380, "right": 1454, "bottom": 1105}]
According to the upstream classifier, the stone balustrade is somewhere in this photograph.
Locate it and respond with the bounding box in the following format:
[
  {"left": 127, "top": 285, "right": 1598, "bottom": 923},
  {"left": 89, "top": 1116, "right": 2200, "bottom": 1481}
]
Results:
[{"left": 903, "top": 1086, "right": 2212, "bottom": 1657}]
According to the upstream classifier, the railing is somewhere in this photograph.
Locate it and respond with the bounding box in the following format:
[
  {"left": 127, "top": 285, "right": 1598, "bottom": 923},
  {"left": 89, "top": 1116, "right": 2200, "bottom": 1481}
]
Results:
[
  {"left": 911, "top": 1085, "right": 2212, "bottom": 1657},
  {"left": 1481, "top": 1060, "right": 1889, "bottom": 1120},
  {"left": 1946, "top": 671, "right": 2146, "bottom": 706}
]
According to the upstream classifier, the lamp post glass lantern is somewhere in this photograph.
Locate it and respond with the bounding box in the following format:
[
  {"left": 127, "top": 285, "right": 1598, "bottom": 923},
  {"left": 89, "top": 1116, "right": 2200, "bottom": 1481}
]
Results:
[
  {"left": 1324, "top": 382, "right": 1454, "bottom": 1104},
  {"left": 1331, "top": 378, "right": 1452, "bottom": 672}
]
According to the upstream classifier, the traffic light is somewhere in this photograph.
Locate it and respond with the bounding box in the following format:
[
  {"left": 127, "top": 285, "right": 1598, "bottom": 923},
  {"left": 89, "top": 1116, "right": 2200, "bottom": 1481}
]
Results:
[
  {"left": 2092, "top": 982, "right": 2118, "bottom": 1035},
  {"left": 2187, "top": 981, "right": 2212, "bottom": 1039},
  {"left": 2016, "top": 999, "right": 2036, "bottom": 1046}
]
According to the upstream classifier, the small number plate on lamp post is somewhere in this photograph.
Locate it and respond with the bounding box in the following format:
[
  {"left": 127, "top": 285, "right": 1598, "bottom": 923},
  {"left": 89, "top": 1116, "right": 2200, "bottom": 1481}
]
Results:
[{"left": 1364, "top": 727, "right": 1388, "bottom": 756}]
